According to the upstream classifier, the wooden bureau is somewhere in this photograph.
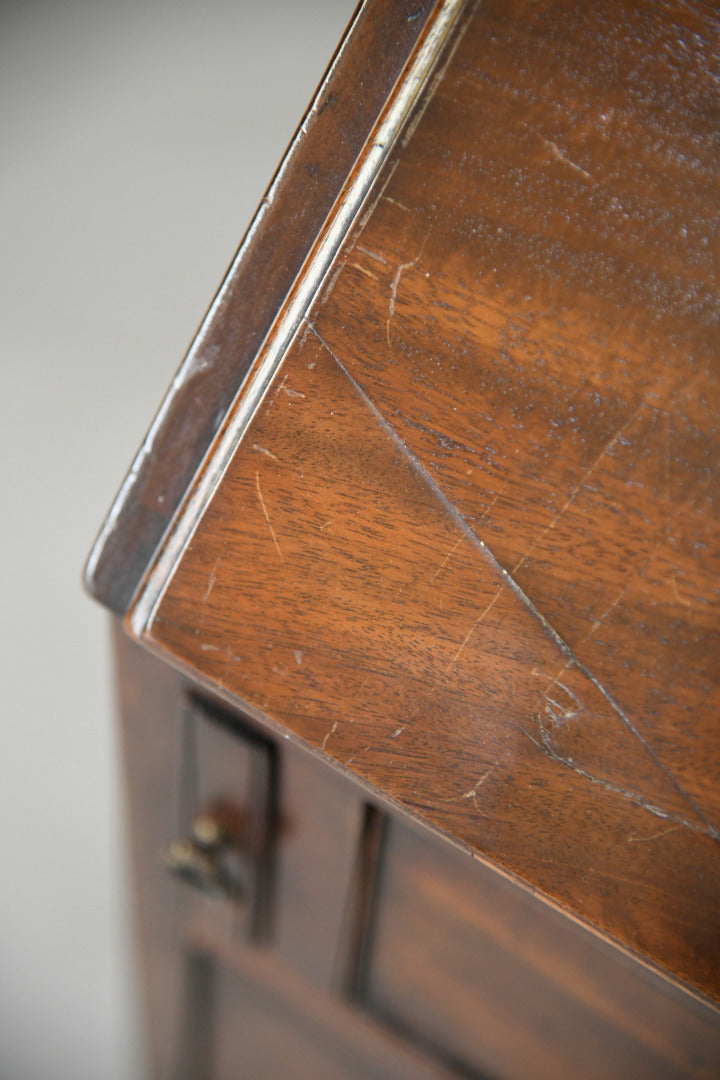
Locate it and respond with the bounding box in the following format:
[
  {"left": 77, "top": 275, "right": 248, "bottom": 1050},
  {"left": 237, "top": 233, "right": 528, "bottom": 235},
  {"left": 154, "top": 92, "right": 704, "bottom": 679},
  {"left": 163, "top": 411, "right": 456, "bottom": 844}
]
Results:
[{"left": 87, "top": 2, "right": 720, "bottom": 1076}]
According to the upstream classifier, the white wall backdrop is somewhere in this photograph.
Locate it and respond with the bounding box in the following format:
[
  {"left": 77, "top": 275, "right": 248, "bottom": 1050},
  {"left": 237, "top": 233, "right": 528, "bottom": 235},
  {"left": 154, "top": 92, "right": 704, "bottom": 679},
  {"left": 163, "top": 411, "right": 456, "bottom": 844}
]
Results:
[{"left": 0, "top": 2, "right": 356, "bottom": 1076}]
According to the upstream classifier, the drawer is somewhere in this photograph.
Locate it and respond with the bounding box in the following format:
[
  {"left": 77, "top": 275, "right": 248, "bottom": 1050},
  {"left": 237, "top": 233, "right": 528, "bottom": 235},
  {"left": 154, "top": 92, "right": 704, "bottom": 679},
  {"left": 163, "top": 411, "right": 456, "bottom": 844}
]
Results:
[{"left": 165, "top": 695, "right": 277, "bottom": 942}]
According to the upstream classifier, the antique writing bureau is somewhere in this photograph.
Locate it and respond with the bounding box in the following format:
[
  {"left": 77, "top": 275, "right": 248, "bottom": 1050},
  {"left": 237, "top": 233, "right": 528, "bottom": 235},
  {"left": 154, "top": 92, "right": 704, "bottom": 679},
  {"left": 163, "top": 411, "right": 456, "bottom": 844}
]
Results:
[{"left": 86, "top": 1, "right": 720, "bottom": 1076}]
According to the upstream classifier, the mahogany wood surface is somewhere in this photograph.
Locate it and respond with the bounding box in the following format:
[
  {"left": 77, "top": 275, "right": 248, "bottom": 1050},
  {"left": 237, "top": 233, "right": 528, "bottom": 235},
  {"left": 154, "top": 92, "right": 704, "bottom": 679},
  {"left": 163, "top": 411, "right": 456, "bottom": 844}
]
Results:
[
  {"left": 113, "top": 624, "right": 189, "bottom": 1079},
  {"left": 115, "top": 627, "right": 720, "bottom": 1079},
  {"left": 85, "top": 0, "right": 438, "bottom": 614},
  {"left": 366, "top": 817, "right": 720, "bottom": 1080},
  {"left": 127, "top": 0, "right": 720, "bottom": 1006},
  {"left": 113, "top": 627, "right": 463, "bottom": 1080}
]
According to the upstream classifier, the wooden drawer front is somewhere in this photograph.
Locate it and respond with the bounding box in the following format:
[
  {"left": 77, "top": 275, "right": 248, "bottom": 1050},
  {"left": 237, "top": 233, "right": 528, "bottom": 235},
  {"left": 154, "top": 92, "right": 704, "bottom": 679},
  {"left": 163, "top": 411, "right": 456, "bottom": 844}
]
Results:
[
  {"left": 363, "top": 820, "right": 720, "bottom": 1080},
  {"left": 179, "top": 932, "right": 458, "bottom": 1080},
  {"left": 171, "top": 697, "right": 276, "bottom": 942},
  {"left": 213, "top": 963, "right": 395, "bottom": 1080}
]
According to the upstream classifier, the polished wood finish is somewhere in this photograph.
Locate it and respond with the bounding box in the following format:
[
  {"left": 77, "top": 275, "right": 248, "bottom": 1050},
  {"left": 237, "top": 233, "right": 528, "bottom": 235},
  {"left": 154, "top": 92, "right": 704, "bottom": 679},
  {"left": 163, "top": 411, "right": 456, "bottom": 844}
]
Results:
[
  {"left": 115, "top": 620, "right": 720, "bottom": 1078},
  {"left": 91, "top": 0, "right": 720, "bottom": 1074},
  {"left": 130, "top": 0, "right": 720, "bottom": 1004},
  {"left": 145, "top": 328, "right": 720, "bottom": 997},
  {"left": 114, "top": 627, "right": 461, "bottom": 1080},
  {"left": 85, "top": 0, "right": 439, "bottom": 615},
  {"left": 366, "top": 819, "right": 720, "bottom": 1080}
]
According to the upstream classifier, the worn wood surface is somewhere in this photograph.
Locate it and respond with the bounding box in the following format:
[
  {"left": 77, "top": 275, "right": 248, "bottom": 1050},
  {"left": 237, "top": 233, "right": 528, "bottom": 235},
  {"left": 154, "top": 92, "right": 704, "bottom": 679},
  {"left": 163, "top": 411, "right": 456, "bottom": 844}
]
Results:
[
  {"left": 113, "top": 626, "right": 464, "bottom": 1080},
  {"left": 115, "top": 627, "right": 720, "bottom": 1079},
  {"left": 129, "top": 0, "right": 720, "bottom": 1005},
  {"left": 84, "top": 0, "right": 438, "bottom": 614}
]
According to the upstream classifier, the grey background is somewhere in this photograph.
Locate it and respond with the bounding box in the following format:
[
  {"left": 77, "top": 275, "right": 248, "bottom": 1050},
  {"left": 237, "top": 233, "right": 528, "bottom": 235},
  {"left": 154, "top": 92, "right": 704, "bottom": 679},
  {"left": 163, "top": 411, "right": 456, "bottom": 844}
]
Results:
[{"left": 0, "top": 2, "right": 356, "bottom": 1076}]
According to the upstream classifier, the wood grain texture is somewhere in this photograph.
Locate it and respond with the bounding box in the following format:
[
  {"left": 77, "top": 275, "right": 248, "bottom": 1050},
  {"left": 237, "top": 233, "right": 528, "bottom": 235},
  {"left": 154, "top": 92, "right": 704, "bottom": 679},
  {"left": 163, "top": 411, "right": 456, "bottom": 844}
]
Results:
[
  {"left": 128, "top": 0, "right": 719, "bottom": 1006},
  {"left": 113, "top": 625, "right": 461, "bottom": 1080},
  {"left": 145, "top": 333, "right": 720, "bottom": 1002},
  {"left": 315, "top": 0, "right": 720, "bottom": 842},
  {"left": 85, "top": 0, "right": 439, "bottom": 614},
  {"left": 365, "top": 817, "right": 720, "bottom": 1079}
]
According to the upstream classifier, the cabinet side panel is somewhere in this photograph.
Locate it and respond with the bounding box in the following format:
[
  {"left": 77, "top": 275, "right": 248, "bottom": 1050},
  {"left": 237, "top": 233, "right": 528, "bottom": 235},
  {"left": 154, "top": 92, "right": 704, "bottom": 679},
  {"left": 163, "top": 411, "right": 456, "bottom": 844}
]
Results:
[
  {"left": 364, "top": 819, "right": 720, "bottom": 1080},
  {"left": 113, "top": 623, "right": 191, "bottom": 1079}
]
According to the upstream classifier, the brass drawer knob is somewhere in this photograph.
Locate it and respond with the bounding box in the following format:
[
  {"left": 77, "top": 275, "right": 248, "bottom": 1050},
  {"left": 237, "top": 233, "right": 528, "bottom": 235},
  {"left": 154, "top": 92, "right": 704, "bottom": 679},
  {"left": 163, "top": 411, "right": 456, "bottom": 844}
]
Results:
[{"left": 163, "top": 813, "right": 246, "bottom": 902}]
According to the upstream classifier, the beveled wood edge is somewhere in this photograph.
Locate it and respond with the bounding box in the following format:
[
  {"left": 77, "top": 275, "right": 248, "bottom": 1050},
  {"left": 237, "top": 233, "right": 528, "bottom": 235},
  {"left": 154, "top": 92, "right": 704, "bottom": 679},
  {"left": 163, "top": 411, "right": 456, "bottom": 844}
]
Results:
[
  {"left": 84, "top": 0, "right": 446, "bottom": 614},
  {"left": 112, "top": 618, "right": 720, "bottom": 1020},
  {"left": 126, "top": 0, "right": 469, "bottom": 638}
]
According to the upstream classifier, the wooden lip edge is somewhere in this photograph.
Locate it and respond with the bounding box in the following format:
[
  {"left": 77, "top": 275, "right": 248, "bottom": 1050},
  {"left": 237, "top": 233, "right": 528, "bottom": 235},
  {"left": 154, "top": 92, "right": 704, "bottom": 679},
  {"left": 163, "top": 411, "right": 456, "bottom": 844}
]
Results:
[
  {"left": 115, "top": 621, "right": 720, "bottom": 1021},
  {"left": 126, "top": 0, "right": 468, "bottom": 640},
  {"left": 84, "top": 0, "right": 442, "bottom": 615}
]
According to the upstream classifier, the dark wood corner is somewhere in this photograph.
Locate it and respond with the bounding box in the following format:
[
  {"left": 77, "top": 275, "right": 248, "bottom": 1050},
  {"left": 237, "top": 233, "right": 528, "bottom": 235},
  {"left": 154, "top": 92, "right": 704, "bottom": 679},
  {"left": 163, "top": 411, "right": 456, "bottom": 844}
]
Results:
[{"left": 90, "top": 1, "right": 720, "bottom": 1076}]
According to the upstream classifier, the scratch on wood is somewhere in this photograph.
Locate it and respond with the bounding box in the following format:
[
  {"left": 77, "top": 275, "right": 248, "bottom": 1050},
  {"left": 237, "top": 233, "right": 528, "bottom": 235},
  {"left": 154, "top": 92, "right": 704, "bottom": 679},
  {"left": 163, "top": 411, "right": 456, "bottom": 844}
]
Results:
[
  {"left": 627, "top": 825, "right": 682, "bottom": 844},
  {"left": 255, "top": 471, "right": 284, "bottom": 563},
  {"left": 544, "top": 699, "right": 579, "bottom": 725},
  {"left": 545, "top": 137, "right": 592, "bottom": 181},
  {"left": 344, "top": 744, "right": 373, "bottom": 768},
  {"left": 356, "top": 673, "right": 374, "bottom": 700},
  {"left": 391, "top": 726, "right": 405, "bottom": 738},
  {"left": 355, "top": 245, "right": 388, "bottom": 265},
  {"left": 318, "top": 262, "right": 344, "bottom": 306},
  {"left": 382, "top": 195, "right": 410, "bottom": 212},
  {"left": 307, "top": 325, "right": 718, "bottom": 842},
  {"left": 549, "top": 683, "right": 579, "bottom": 707},
  {"left": 528, "top": 124, "right": 592, "bottom": 181},
  {"left": 478, "top": 488, "right": 503, "bottom": 523},
  {"left": 216, "top": 645, "right": 246, "bottom": 665},
  {"left": 321, "top": 720, "right": 339, "bottom": 751},
  {"left": 519, "top": 725, "right": 720, "bottom": 840},
  {"left": 532, "top": 673, "right": 582, "bottom": 705},
  {"left": 253, "top": 443, "right": 279, "bottom": 462},
  {"left": 433, "top": 535, "right": 464, "bottom": 578},
  {"left": 534, "top": 587, "right": 627, "bottom": 707},
  {"left": 202, "top": 557, "right": 220, "bottom": 603},
  {"left": 586, "top": 588, "right": 627, "bottom": 640},
  {"left": 386, "top": 240, "right": 428, "bottom": 347},
  {"left": 270, "top": 372, "right": 289, "bottom": 407},
  {"left": 298, "top": 320, "right": 313, "bottom": 351},
  {"left": 543, "top": 680, "right": 583, "bottom": 725},
  {"left": 463, "top": 768, "right": 494, "bottom": 806},
  {"left": 280, "top": 385, "right": 306, "bottom": 400},
  {"left": 671, "top": 575, "right": 694, "bottom": 608},
  {"left": 512, "top": 403, "right": 644, "bottom": 575},
  {"left": 443, "top": 586, "right": 504, "bottom": 676},
  {"left": 386, "top": 260, "right": 415, "bottom": 345},
  {"left": 357, "top": 158, "right": 400, "bottom": 234},
  {"left": 349, "top": 261, "right": 379, "bottom": 280}
]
